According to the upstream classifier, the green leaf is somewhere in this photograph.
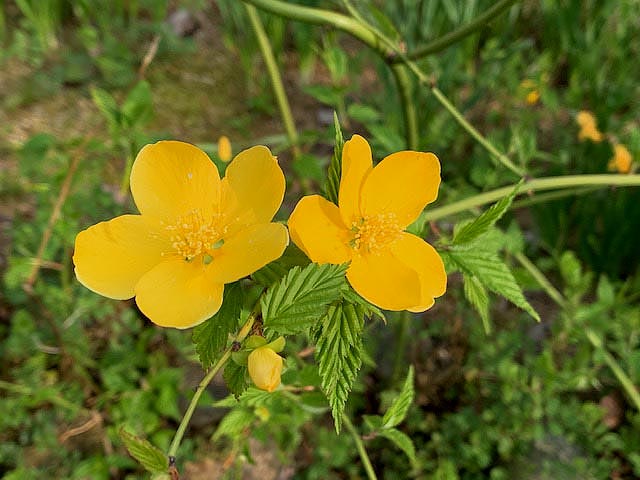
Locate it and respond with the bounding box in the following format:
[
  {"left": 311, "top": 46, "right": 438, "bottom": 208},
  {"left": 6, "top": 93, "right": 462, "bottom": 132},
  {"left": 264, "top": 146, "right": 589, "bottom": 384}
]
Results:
[
  {"left": 341, "top": 287, "right": 386, "bottom": 323},
  {"left": 122, "top": 80, "right": 153, "bottom": 127},
  {"left": 213, "top": 408, "right": 254, "bottom": 441},
  {"left": 223, "top": 360, "right": 248, "bottom": 398},
  {"left": 252, "top": 243, "right": 310, "bottom": 287},
  {"left": 324, "top": 112, "right": 344, "bottom": 204},
  {"left": 463, "top": 274, "right": 491, "bottom": 334},
  {"left": 118, "top": 427, "right": 166, "bottom": 474},
  {"left": 453, "top": 181, "right": 522, "bottom": 246},
  {"left": 382, "top": 366, "right": 414, "bottom": 428},
  {"left": 315, "top": 301, "right": 364, "bottom": 433},
  {"left": 261, "top": 263, "right": 348, "bottom": 335},
  {"left": 378, "top": 428, "right": 418, "bottom": 469},
  {"left": 90, "top": 87, "right": 120, "bottom": 128},
  {"left": 447, "top": 249, "right": 540, "bottom": 321},
  {"left": 192, "top": 282, "right": 244, "bottom": 369}
]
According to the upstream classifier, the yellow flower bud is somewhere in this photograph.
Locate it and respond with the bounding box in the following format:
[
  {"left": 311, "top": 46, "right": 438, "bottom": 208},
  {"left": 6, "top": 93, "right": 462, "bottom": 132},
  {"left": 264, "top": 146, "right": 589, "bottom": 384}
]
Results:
[
  {"left": 608, "top": 144, "right": 633, "bottom": 174},
  {"left": 576, "top": 111, "right": 604, "bottom": 143},
  {"left": 217, "top": 135, "right": 232, "bottom": 162},
  {"left": 248, "top": 346, "right": 283, "bottom": 392},
  {"left": 525, "top": 90, "right": 540, "bottom": 105}
]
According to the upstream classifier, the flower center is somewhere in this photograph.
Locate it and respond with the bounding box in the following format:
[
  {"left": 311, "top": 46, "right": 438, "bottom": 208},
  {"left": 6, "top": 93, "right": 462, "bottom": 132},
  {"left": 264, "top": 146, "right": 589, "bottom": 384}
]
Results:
[
  {"left": 349, "top": 213, "right": 402, "bottom": 255},
  {"left": 164, "top": 210, "right": 225, "bottom": 261}
]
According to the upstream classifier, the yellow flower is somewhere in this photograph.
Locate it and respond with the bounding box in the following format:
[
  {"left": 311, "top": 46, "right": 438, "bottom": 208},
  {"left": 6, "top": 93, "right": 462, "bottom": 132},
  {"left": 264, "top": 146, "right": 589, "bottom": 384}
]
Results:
[
  {"left": 576, "top": 110, "right": 604, "bottom": 142},
  {"left": 288, "top": 135, "right": 447, "bottom": 312},
  {"left": 217, "top": 135, "right": 232, "bottom": 162},
  {"left": 73, "top": 141, "right": 288, "bottom": 329},
  {"left": 248, "top": 346, "right": 283, "bottom": 392},
  {"left": 525, "top": 90, "right": 540, "bottom": 105},
  {"left": 608, "top": 144, "right": 633, "bottom": 173}
]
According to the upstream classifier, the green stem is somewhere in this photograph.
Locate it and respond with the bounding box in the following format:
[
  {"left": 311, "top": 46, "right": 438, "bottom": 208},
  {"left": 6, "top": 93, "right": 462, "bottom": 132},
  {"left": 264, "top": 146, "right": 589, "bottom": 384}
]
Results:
[
  {"left": 242, "top": 0, "right": 393, "bottom": 57},
  {"left": 586, "top": 330, "right": 640, "bottom": 413},
  {"left": 245, "top": 4, "right": 300, "bottom": 159},
  {"left": 390, "top": 64, "right": 419, "bottom": 149},
  {"left": 431, "top": 86, "right": 524, "bottom": 176},
  {"left": 167, "top": 311, "right": 258, "bottom": 458},
  {"left": 399, "top": 0, "right": 520, "bottom": 61},
  {"left": 424, "top": 174, "right": 640, "bottom": 222},
  {"left": 511, "top": 186, "right": 601, "bottom": 209},
  {"left": 392, "top": 311, "right": 411, "bottom": 382},
  {"left": 343, "top": 415, "right": 378, "bottom": 480},
  {"left": 514, "top": 252, "right": 565, "bottom": 308}
]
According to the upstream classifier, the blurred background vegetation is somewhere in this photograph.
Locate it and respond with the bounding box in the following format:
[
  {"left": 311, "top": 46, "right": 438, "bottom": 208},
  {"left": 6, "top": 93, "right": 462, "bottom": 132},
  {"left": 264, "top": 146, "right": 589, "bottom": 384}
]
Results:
[{"left": 1, "top": 0, "right": 639, "bottom": 478}]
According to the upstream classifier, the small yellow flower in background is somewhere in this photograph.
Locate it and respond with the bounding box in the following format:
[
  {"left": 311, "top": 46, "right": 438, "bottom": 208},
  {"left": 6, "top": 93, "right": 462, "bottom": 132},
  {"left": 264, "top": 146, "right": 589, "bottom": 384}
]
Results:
[
  {"left": 217, "top": 135, "right": 232, "bottom": 162},
  {"left": 73, "top": 141, "right": 288, "bottom": 329},
  {"left": 608, "top": 144, "right": 633, "bottom": 173},
  {"left": 248, "top": 346, "right": 283, "bottom": 392},
  {"left": 525, "top": 90, "right": 540, "bottom": 105},
  {"left": 576, "top": 110, "right": 604, "bottom": 142},
  {"left": 288, "top": 135, "right": 447, "bottom": 312}
]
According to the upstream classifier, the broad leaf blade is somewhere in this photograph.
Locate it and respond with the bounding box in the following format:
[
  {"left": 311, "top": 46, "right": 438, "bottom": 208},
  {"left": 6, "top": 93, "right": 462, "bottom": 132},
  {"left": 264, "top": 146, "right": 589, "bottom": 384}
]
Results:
[
  {"left": 382, "top": 366, "right": 415, "bottom": 428},
  {"left": 119, "top": 427, "right": 166, "bottom": 474},
  {"left": 224, "top": 360, "right": 248, "bottom": 398},
  {"left": 453, "top": 181, "right": 523, "bottom": 246},
  {"left": 261, "top": 263, "right": 348, "bottom": 335}
]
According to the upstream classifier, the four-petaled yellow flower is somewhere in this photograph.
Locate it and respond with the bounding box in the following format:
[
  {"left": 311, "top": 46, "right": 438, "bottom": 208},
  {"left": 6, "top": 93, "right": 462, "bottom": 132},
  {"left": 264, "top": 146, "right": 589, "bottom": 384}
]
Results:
[
  {"left": 73, "top": 141, "right": 288, "bottom": 329},
  {"left": 248, "top": 346, "right": 283, "bottom": 392},
  {"left": 608, "top": 144, "right": 633, "bottom": 174},
  {"left": 288, "top": 135, "right": 447, "bottom": 312},
  {"left": 576, "top": 110, "right": 604, "bottom": 143}
]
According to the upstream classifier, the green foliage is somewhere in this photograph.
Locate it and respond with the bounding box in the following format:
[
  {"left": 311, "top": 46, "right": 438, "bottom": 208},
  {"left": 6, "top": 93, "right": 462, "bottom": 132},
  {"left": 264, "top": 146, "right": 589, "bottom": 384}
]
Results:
[
  {"left": 192, "top": 282, "right": 244, "bottom": 369},
  {"left": 118, "top": 428, "right": 167, "bottom": 474},
  {"left": 261, "top": 263, "right": 348, "bottom": 335},
  {"left": 315, "top": 301, "right": 365, "bottom": 433},
  {"left": 324, "top": 112, "right": 344, "bottom": 205},
  {"left": 382, "top": 366, "right": 414, "bottom": 428}
]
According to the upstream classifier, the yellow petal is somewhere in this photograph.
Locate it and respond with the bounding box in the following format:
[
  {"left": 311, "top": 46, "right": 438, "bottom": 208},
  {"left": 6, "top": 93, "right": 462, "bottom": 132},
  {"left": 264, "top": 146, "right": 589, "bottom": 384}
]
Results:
[
  {"left": 346, "top": 249, "right": 422, "bottom": 311},
  {"left": 360, "top": 150, "right": 441, "bottom": 228},
  {"left": 73, "top": 215, "right": 169, "bottom": 300},
  {"left": 288, "top": 195, "right": 352, "bottom": 264},
  {"left": 130, "top": 141, "right": 220, "bottom": 221},
  {"left": 208, "top": 223, "right": 289, "bottom": 284},
  {"left": 223, "top": 146, "right": 285, "bottom": 227},
  {"left": 339, "top": 135, "right": 372, "bottom": 225},
  {"left": 391, "top": 233, "right": 446, "bottom": 312},
  {"left": 248, "top": 346, "right": 283, "bottom": 392},
  {"left": 134, "top": 258, "right": 224, "bottom": 328}
]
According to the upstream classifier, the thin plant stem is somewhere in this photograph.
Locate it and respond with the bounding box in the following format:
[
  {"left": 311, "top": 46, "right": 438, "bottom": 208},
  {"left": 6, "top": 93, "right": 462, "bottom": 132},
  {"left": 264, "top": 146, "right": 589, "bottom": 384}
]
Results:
[
  {"left": 514, "top": 253, "right": 640, "bottom": 413},
  {"left": 392, "top": 311, "right": 411, "bottom": 382},
  {"left": 343, "top": 415, "right": 378, "bottom": 480},
  {"left": 390, "top": 64, "right": 419, "bottom": 149},
  {"left": 167, "top": 310, "right": 258, "bottom": 459},
  {"left": 245, "top": 4, "right": 300, "bottom": 159},
  {"left": 399, "top": 0, "right": 520, "bottom": 61},
  {"left": 430, "top": 86, "right": 524, "bottom": 176},
  {"left": 424, "top": 174, "right": 640, "bottom": 222},
  {"left": 511, "top": 186, "right": 601, "bottom": 209}
]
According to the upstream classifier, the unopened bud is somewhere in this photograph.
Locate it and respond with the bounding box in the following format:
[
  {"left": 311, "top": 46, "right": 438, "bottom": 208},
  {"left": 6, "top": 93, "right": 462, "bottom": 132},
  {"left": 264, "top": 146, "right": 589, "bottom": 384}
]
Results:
[{"left": 248, "top": 346, "right": 283, "bottom": 393}]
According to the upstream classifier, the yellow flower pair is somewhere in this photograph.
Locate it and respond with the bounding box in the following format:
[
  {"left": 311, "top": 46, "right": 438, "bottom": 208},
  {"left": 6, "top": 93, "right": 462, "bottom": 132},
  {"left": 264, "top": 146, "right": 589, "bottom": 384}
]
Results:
[{"left": 74, "top": 136, "right": 446, "bottom": 329}]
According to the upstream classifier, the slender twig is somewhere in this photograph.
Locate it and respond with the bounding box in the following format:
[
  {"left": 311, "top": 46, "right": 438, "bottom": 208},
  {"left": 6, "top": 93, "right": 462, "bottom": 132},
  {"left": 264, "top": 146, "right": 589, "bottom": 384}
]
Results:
[
  {"left": 514, "top": 253, "right": 565, "bottom": 308},
  {"left": 390, "top": 64, "right": 419, "bottom": 149},
  {"left": 245, "top": 4, "right": 301, "bottom": 159},
  {"left": 167, "top": 310, "right": 259, "bottom": 459},
  {"left": 424, "top": 174, "right": 640, "bottom": 222},
  {"left": 24, "top": 147, "right": 83, "bottom": 292},
  {"left": 343, "top": 415, "right": 377, "bottom": 480},
  {"left": 398, "top": 0, "right": 520, "bottom": 61}
]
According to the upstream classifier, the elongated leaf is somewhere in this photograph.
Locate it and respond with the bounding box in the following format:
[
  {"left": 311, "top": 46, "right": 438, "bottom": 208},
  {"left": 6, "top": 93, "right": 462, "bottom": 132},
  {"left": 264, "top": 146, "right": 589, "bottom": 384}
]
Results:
[
  {"left": 119, "top": 427, "right": 166, "bottom": 473},
  {"left": 463, "top": 274, "right": 491, "bottom": 334},
  {"left": 378, "top": 428, "right": 418, "bottom": 469},
  {"left": 122, "top": 80, "right": 153, "bottom": 127},
  {"left": 315, "top": 301, "right": 364, "bottom": 433},
  {"left": 448, "top": 249, "right": 540, "bottom": 321},
  {"left": 261, "top": 263, "right": 348, "bottom": 335},
  {"left": 192, "top": 282, "right": 244, "bottom": 369},
  {"left": 324, "top": 112, "right": 344, "bottom": 204},
  {"left": 453, "top": 181, "right": 523, "bottom": 246},
  {"left": 90, "top": 87, "right": 120, "bottom": 129},
  {"left": 382, "top": 366, "right": 414, "bottom": 428}
]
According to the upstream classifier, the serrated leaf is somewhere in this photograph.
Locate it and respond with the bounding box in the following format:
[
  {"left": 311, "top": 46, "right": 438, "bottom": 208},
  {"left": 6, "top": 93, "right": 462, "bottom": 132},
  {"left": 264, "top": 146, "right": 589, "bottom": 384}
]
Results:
[
  {"left": 453, "top": 181, "right": 522, "bottom": 246},
  {"left": 192, "top": 282, "right": 244, "bottom": 369},
  {"left": 463, "top": 274, "right": 491, "bottom": 334},
  {"left": 261, "top": 263, "right": 348, "bottom": 335},
  {"left": 448, "top": 249, "right": 540, "bottom": 321},
  {"left": 213, "top": 408, "right": 254, "bottom": 441},
  {"left": 252, "top": 243, "right": 310, "bottom": 287},
  {"left": 315, "top": 301, "right": 364, "bottom": 433},
  {"left": 382, "top": 366, "right": 415, "bottom": 428},
  {"left": 324, "top": 112, "right": 344, "bottom": 204},
  {"left": 341, "top": 287, "right": 386, "bottom": 323},
  {"left": 378, "top": 428, "right": 418, "bottom": 469},
  {"left": 224, "top": 360, "right": 247, "bottom": 398},
  {"left": 119, "top": 427, "right": 166, "bottom": 474}
]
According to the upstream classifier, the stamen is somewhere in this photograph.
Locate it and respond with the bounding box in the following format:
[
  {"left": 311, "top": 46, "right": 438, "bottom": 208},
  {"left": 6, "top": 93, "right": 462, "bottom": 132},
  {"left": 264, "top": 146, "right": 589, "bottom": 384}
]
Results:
[
  {"left": 165, "top": 209, "right": 226, "bottom": 261},
  {"left": 348, "top": 212, "right": 402, "bottom": 255}
]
